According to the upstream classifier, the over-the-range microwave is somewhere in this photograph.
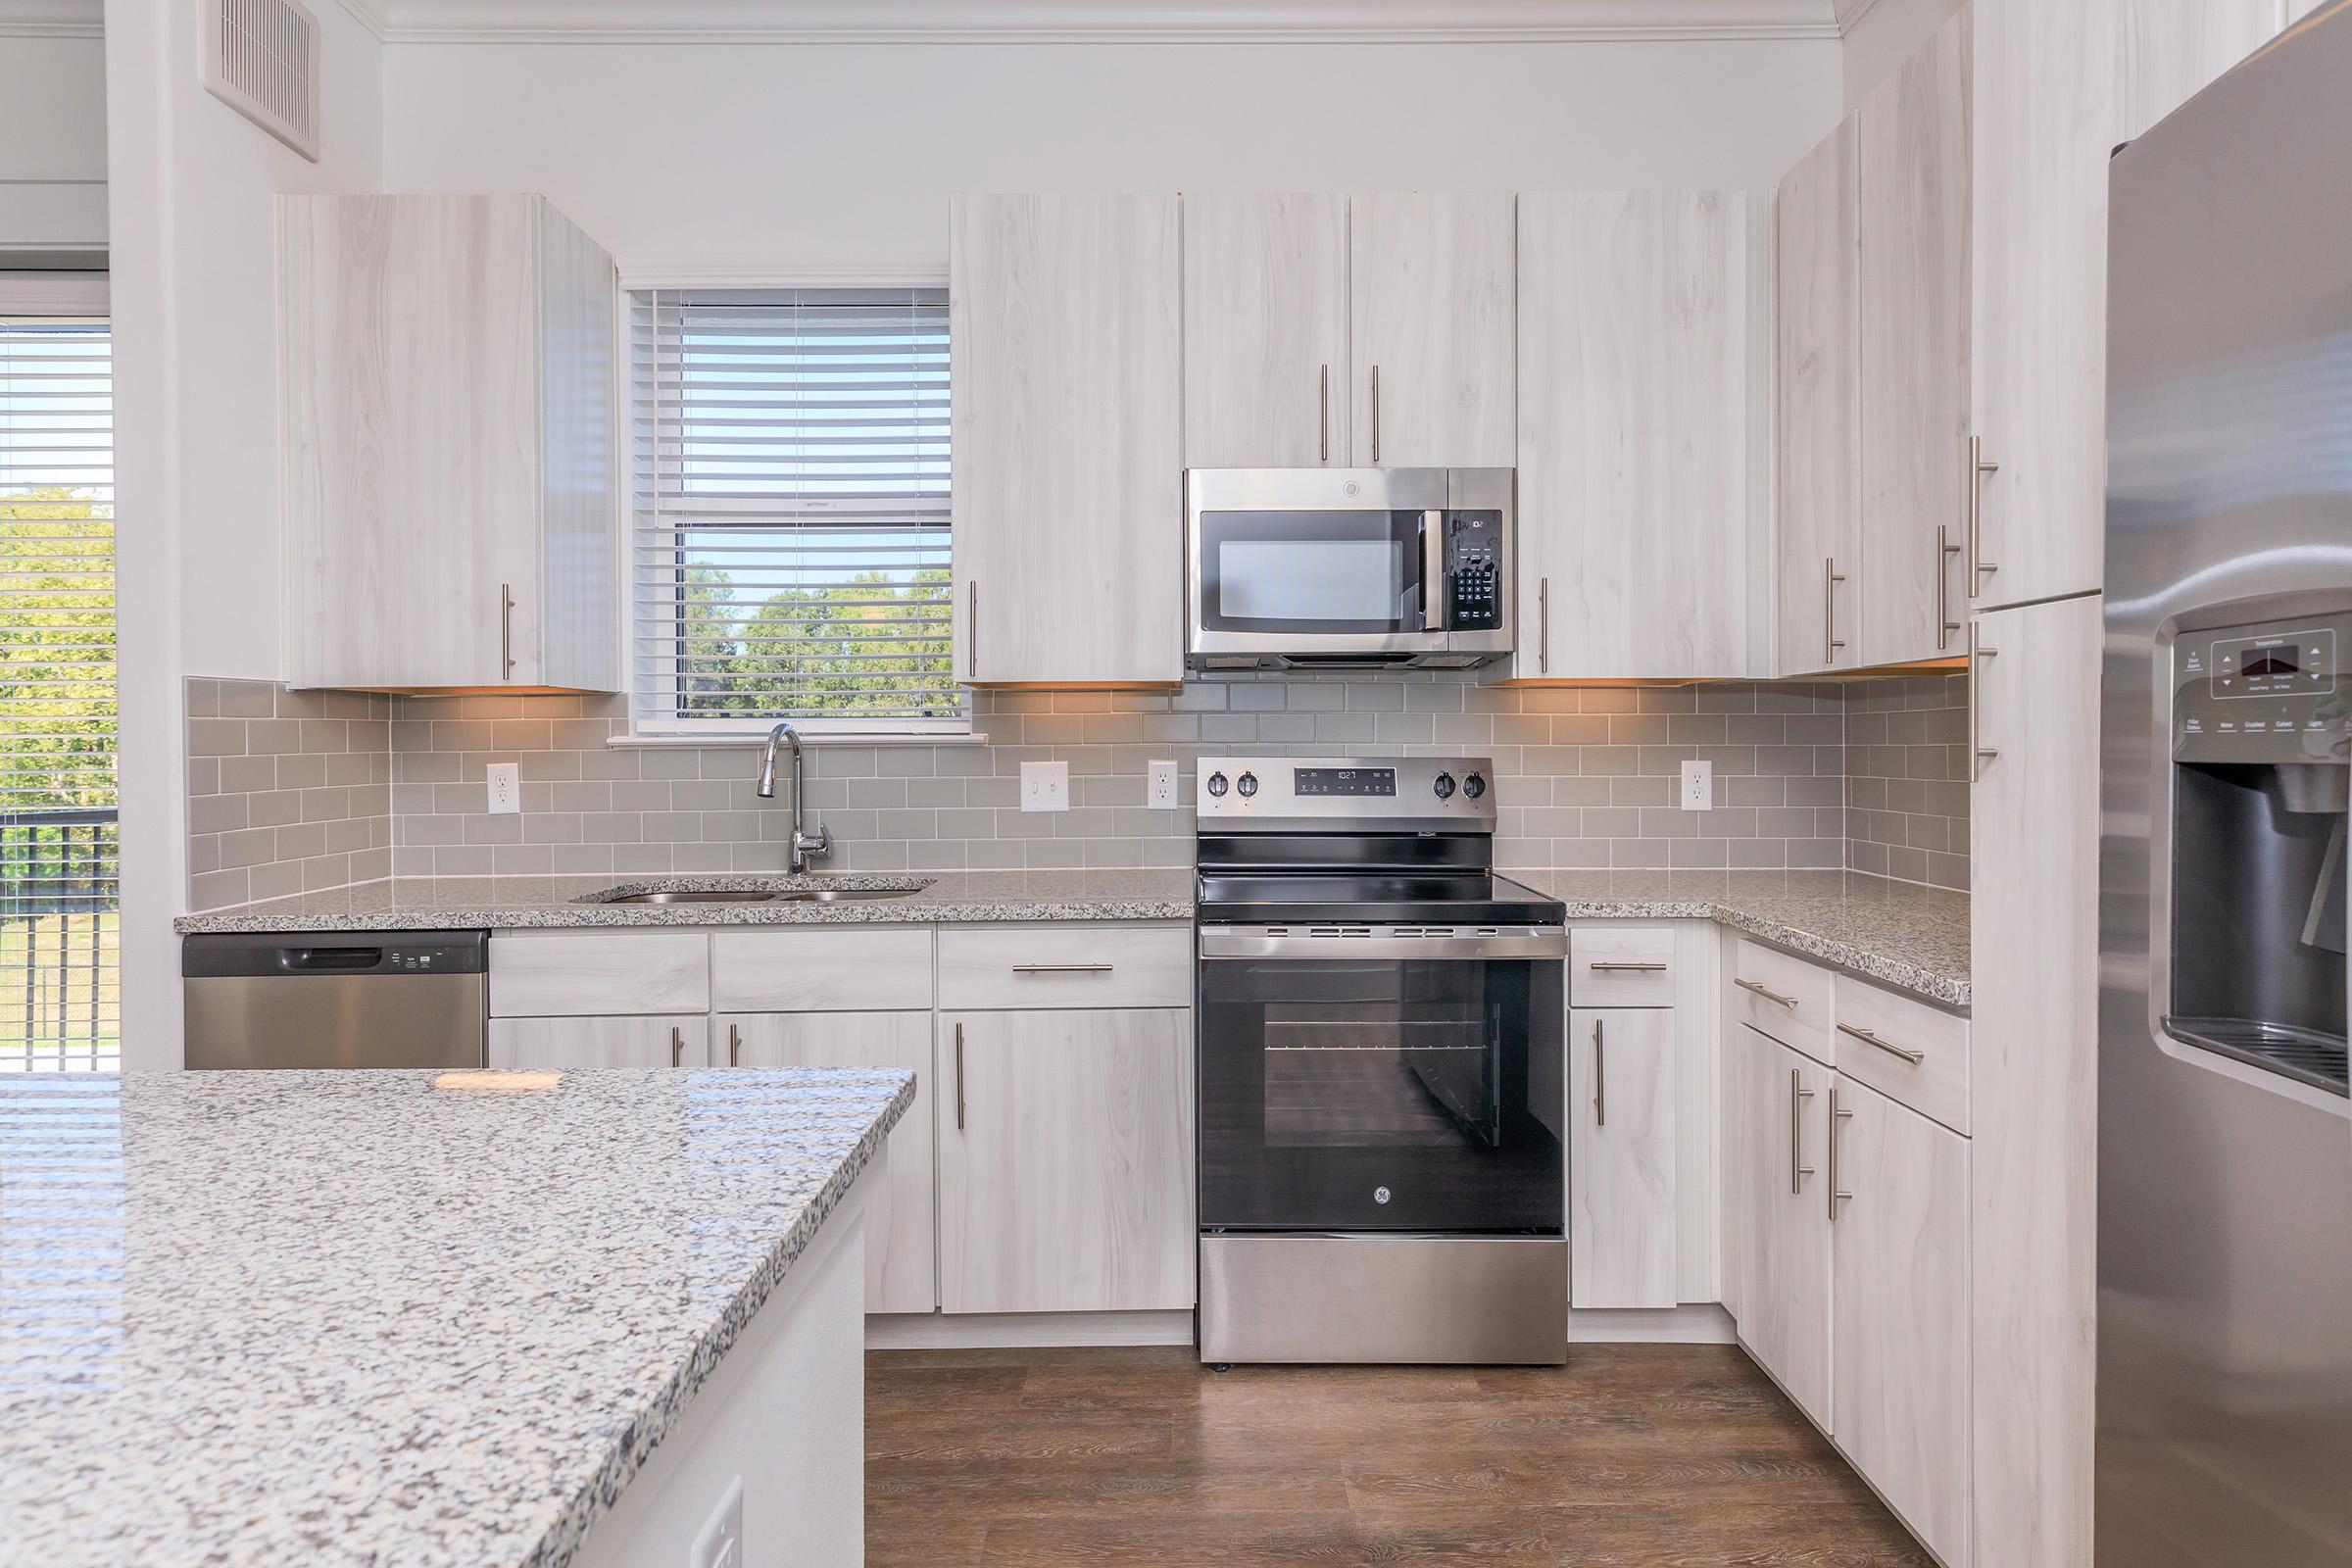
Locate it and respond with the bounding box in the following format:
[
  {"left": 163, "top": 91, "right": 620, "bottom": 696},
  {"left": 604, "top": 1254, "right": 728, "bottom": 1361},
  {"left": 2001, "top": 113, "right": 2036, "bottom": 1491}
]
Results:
[{"left": 1185, "top": 467, "right": 1515, "bottom": 670}]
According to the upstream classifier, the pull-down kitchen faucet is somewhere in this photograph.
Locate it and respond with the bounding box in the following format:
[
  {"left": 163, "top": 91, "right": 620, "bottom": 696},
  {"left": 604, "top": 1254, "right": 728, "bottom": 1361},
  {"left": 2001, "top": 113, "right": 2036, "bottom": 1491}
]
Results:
[{"left": 755, "top": 721, "right": 831, "bottom": 873}]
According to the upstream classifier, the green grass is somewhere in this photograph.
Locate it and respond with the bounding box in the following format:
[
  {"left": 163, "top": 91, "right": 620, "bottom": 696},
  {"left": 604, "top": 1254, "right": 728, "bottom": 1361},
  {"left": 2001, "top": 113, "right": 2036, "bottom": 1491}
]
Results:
[{"left": 1, "top": 911, "right": 120, "bottom": 1069}]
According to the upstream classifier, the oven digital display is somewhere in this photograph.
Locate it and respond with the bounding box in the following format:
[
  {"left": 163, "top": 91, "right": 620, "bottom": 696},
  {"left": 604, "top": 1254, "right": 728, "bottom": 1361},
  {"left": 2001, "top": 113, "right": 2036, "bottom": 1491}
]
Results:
[{"left": 1294, "top": 767, "right": 1396, "bottom": 797}]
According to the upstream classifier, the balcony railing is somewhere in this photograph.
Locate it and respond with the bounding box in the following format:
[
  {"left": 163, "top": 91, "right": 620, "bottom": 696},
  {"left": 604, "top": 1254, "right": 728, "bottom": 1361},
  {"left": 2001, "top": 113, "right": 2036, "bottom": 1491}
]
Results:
[{"left": 2, "top": 807, "right": 120, "bottom": 1071}]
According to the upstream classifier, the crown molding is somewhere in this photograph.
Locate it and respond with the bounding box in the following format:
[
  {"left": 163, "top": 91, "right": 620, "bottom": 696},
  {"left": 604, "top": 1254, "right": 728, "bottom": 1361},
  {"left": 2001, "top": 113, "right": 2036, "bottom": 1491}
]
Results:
[
  {"left": 0, "top": 0, "right": 101, "bottom": 37},
  {"left": 1832, "top": 0, "right": 1881, "bottom": 29},
  {"left": 375, "top": 0, "right": 1847, "bottom": 45},
  {"left": 333, "top": 0, "right": 394, "bottom": 37}
]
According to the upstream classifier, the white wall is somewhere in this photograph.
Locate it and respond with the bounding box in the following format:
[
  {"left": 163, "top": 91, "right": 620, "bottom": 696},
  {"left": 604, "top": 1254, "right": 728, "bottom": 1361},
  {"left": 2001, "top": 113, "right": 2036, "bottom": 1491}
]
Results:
[
  {"left": 1840, "top": 0, "right": 1966, "bottom": 112},
  {"left": 0, "top": 31, "right": 108, "bottom": 254},
  {"left": 382, "top": 39, "right": 1839, "bottom": 269},
  {"left": 105, "top": 0, "right": 384, "bottom": 1066}
]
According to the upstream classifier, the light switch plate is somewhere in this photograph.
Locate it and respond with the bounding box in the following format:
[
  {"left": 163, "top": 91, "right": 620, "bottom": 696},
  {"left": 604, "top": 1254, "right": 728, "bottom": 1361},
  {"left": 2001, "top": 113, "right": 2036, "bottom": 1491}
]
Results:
[
  {"left": 486, "top": 762, "right": 522, "bottom": 815},
  {"left": 1020, "top": 760, "right": 1070, "bottom": 812},
  {"left": 1679, "top": 759, "right": 1713, "bottom": 812},
  {"left": 1147, "top": 760, "right": 1181, "bottom": 809},
  {"left": 688, "top": 1475, "right": 743, "bottom": 1568}
]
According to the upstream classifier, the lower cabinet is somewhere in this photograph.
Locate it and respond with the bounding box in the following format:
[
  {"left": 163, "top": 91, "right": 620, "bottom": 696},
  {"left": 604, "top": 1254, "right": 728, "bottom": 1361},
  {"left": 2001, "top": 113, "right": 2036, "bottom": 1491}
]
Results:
[
  {"left": 1568, "top": 1006, "right": 1678, "bottom": 1308},
  {"left": 936, "top": 1007, "right": 1196, "bottom": 1314},
  {"left": 727, "top": 1010, "right": 938, "bottom": 1316},
  {"left": 1727, "top": 1023, "right": 1832, "bottom": 1427},
  {"left": 488, "top": 1013, "right": 710, "bottom": 1068}
]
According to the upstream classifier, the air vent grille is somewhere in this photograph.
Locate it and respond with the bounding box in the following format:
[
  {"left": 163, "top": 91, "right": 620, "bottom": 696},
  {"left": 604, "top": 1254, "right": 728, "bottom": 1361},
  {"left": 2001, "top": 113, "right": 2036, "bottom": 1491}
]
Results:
[{"left": 202, "top": 0, "right": 321, "bottom": 162}]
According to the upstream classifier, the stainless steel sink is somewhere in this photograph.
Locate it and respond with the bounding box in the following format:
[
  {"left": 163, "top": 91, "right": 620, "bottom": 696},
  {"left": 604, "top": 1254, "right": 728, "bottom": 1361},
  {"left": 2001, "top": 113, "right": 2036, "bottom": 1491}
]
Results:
[
  {"left": 773, "top": 888, "right": 918, "bottom": 903},
  {"left": 590, "top": 886, "right": 921, "bottom": 906}
]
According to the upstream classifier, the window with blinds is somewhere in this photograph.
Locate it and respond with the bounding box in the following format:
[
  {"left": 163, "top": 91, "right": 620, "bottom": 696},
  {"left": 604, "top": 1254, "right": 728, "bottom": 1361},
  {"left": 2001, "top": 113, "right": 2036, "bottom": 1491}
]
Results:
[
  {"left": 1, "top": 314, "right": 118, "bottom": 1071},
  {"left": 628, "top": 287, "right": 959, "bottom": 734}
]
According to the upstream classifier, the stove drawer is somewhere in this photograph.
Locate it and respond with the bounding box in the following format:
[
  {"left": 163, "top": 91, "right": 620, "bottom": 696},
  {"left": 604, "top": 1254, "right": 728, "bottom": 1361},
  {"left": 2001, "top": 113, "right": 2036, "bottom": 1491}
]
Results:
[
  {"left": 1570, "top": 926, "right": 1677, "bottom": 1006},
  {"left": 938, "top": 924, "right": 1192, "bottom": 1009}
]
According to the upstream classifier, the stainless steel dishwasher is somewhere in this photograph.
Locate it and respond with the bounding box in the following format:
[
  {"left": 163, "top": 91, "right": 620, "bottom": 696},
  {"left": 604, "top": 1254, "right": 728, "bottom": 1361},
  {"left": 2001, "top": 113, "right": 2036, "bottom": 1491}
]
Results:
[{"left": 182, "top": 931, "right": 489, "bottom": 1069}]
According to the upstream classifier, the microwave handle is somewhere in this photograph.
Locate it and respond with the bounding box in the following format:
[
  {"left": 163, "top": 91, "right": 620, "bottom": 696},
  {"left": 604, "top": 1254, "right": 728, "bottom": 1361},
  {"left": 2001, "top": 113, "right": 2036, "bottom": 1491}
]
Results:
[{"left": 1421, "top": 510, "right": 1446, "bottom": 631}]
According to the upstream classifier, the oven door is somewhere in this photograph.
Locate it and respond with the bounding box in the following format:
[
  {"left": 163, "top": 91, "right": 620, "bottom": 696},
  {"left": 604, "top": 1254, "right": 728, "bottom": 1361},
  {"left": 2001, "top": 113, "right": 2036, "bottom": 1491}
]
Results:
[
  {"left": 1198, "top": 935, "right": 1565, "bottom": 1234},
  {"left": 1188, "top": 467, "right": 1447, "bottom": 658}
]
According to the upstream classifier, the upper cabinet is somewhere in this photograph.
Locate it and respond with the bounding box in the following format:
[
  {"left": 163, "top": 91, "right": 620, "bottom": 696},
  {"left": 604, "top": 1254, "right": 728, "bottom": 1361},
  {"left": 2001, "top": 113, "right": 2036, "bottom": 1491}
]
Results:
[
  {"left": 1348, "top": 192, "right": 1518, "bottom": 468},
  {"left": 281, "top": 194, "right": 618, "bottom": 692},
  {"left": 951, "top": 193, "right": 1185, "bottom": 684},
  {"left": 1515, "top": 190, "right": 1768, "bottom": 680},
  {"left": 1776, "top": 122, "right": 1864, "bottom": 676},
  {"left": 1181, "top": 193, "right": 1351, "bottom": 468}
]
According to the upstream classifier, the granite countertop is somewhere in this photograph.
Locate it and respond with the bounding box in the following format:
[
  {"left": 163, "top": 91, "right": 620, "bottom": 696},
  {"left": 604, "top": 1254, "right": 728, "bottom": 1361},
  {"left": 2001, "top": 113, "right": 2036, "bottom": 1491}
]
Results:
[
  {"left": 1519, "top": 870, "right": 1972, "bottom": 1008},
  {"left": 171, "top": 869, "right": 1198, "bottom": 935},
  {"left": 0, "top": 1067, "right": 914, "bottom": 1568}
]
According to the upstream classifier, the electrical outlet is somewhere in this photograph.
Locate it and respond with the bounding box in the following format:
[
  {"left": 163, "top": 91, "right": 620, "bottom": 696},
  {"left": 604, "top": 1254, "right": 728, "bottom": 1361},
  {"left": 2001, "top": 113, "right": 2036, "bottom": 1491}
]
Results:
[
  {"left": 689, "top": 1476, "right": 743, "bottom": 1568},
  {"left": 1147, "top": 760, "right": 1181, "bottom": 809},
  {"left": 486, "top": 762, "right": 521, "bottom": 815},
  {"left": 1679, "top": 759, "right": 1713, "bottom": 812},
  {"left": 1020, "top": 760, "right": 1069, "bottom": 812}
]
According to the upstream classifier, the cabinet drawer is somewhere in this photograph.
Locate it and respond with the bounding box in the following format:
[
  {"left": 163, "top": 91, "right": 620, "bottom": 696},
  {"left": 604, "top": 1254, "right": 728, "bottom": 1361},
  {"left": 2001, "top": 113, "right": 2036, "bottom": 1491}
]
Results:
[
  {"left": 1833, "top": 975, "right": 1971, "bottom": 1135},
  {"left": 1570, "top": 926, "right": 1677, "bottom": 1007},
  {"left": 1726, "top": 939, "right": 1835, "bottom": 1064},
  {"left": 937, "top": 924, "right": 1192, "bottom": 1009},
  {"left": 489, "top": 931, "right": 708, "bottom": 1017},
  {"left": 711, "top": 927, "right": 934, "bottom": 1012},
  {"left": 489, "top": 1013, "right": 709, "bottom": 1068}
]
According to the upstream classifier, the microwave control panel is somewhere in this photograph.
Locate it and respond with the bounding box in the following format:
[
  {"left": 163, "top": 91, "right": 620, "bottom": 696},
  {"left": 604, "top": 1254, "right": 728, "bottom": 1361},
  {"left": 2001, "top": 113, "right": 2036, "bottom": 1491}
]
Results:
[
  {"left": 2174, "top": 611, "right": 2352, "bottom": 765},
  {"left": 1444, "top": 511, "right": 1504, "bottom": 632}
]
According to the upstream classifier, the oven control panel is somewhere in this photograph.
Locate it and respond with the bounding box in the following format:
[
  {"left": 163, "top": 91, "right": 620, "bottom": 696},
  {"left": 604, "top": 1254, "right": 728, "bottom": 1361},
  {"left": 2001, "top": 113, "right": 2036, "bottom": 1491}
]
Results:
[
  {"left": 1199, "top": 756, "right": 1496, "bottom": 826},
  {"left": 2174, "top": 611, "right": 2352, "bottom": 765},
  {"left": 1444, "top": 512, "right": 1505, "bottom": 632}
]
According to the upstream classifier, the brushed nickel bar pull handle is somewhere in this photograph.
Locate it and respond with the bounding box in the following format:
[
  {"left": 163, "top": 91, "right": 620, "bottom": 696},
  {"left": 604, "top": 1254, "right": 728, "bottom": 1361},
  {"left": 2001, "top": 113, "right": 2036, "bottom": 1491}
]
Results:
[
  {"left": 1969, "top": 624, "right": 2000, "bottom": 782},
  {"left": 954, "top": 1022, "right": 966, "bottom": 1131},
  {"left": 1011, "top": 963, "right": 1115, "bottom": 975},
  {"left": 1589, "top": 961, "right": 1668, "bottom": 972},
  {"left": 1838, "top": 1022, "right": 1926, "bottom": 1065},
  {"left": 500, "top": 583, "right": 515, "bottom": 680},
  {"left": 1370, "top": 364, "right": 1381, "bottom": 464},
  {"left": 1319, "top": 364, "right": 1330, "bottom": 463},
  {"left": 1823, "top": 557, "right": 1846, "bottom": 665},
  {"left": 728, "top": 1023, "right": 741, "bottom": 1067},
  {"left": 965, "top": 579, "right": 977, "bottom": 680},
  {"left": 1966, "top": 434, "right": 2000, "bottom": 597},
  {"left": 1830, "top": 1087, "right": 1853, "bottom": 1218},
  {"left": 1538, "top": 576, "right": 1550, "bottom": 674},
  {"left": 1936, "top": 524, "right": 1963, "bottom": 651},
  {"left": 1736, "top": 976, "right": 1799, "bottom": 1009},
  {"left": 1592, "top": 1016, "right": 1606, "bottom": 1128},
  {"left": 1791, "top": 1069, "right": 1816, "bottom": 1195},
  {"left": 670, "top": 1026, "right": 683, "bottom": 1068}
]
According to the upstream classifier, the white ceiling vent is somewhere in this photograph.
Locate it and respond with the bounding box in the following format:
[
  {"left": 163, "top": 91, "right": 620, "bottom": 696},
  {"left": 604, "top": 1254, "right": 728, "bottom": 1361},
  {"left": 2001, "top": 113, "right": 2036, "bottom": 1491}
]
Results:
[{"left": 202, "top": 0, "right": 322, "bottom": 163}]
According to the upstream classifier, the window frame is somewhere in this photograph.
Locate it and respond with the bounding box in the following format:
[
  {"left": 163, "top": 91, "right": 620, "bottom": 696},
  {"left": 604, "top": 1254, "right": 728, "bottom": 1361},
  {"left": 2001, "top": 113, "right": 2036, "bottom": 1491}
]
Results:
[{"left": 616, "top": 268, "right": 963, "bottom": 743}]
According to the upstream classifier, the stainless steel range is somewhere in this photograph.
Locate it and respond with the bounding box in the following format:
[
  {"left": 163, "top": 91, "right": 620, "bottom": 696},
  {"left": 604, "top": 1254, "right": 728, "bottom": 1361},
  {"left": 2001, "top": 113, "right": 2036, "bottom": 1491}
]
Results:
[{"left": 1193, "top": 755, "right": 1568, "bottom": 1365}]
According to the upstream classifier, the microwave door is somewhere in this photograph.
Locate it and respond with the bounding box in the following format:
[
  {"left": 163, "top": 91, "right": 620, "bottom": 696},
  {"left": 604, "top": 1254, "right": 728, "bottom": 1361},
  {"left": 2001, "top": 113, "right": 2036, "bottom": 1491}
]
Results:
[{"left": 1191, "top": 504, "right": 1438, "bottom": 655}]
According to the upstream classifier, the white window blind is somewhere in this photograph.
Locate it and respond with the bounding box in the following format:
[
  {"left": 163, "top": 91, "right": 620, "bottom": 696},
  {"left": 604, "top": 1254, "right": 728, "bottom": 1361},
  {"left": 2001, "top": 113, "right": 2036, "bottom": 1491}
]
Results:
[
  {"left": 1, "top": 314, "right": 118, "bottom": 1071},
  {"left": 628, "top": 287, "right": 959, "bottom": 734}
]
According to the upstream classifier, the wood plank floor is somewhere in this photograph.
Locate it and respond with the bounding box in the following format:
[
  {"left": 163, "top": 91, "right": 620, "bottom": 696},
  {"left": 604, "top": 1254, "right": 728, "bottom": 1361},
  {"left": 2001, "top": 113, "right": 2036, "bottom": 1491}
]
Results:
[{"left": 866, "top": 1345, "right": 1934, "bottom": 1566}]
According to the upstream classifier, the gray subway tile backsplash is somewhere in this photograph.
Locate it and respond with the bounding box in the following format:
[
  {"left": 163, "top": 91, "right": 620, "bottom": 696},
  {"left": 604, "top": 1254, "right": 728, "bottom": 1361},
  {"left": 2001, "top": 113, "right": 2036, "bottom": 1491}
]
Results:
[{"left": 182, "top": 679, "right": 395, "bottom": 910}]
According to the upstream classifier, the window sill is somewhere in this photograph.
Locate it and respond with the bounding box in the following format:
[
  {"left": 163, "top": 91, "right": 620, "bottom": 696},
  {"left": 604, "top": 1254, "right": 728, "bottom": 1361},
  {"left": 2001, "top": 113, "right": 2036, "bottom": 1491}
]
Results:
[{"left": 610, "top": 730, "right": 990, "bottom": 750}]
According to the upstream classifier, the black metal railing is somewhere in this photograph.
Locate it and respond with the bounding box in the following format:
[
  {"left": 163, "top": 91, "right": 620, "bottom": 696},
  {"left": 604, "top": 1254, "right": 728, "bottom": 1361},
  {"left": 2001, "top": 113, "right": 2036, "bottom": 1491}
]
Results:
[{"left": 2, "top": 807, "right": 121, "bottom": 1070}]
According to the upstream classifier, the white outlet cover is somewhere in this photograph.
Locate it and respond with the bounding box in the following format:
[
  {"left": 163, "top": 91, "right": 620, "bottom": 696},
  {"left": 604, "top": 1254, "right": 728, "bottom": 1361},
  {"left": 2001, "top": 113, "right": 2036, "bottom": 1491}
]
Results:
[
  {"left": 486, "top": 761, "right": 522, "bottom": 815},
  {"left": 1147, "top": 760, "right": 1181, "bottom": 809},
  {"left": 1679, "top": 759, "right": 1713, "bottom": 812},
  {"left": 689, "top": 1476, "right": 744, "bottom": 1568},
  {"left": 1020, "top": 760, "right": 1070, "bottom": 812}
]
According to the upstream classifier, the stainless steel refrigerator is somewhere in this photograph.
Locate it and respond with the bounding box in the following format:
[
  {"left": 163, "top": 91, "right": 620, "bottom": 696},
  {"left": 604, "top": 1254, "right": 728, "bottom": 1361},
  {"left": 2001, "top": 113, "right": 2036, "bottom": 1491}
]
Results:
[{"left": 2099, "top": 6, "right": 2352, "bottom": 1563}]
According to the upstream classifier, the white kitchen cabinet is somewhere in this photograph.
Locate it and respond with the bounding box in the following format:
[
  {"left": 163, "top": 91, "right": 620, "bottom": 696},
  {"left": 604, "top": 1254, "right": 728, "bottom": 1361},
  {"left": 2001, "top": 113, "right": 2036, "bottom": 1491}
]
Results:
[
  {"left": 488, "top": 930, "right": 710, "bottom": 1018},
  {"left": 1726, "top": 1022, "right": 1833, "bottom": 1430},
  {"left": 281, "top": 193, "right": 616, "bottom": 692},
  {"left": 1967, "top": 592, "right": 2101, "bottom": 1568},
  {"left": 488, "top": 1013, "right": 709, "bottom": 1068},
  {"left": 1348, "top": 192, "right": 1517, "bottom": 468},
  {"left": 1775, "top": 121, "right": 1864, "bottom": 677},
  {"left": 936, "top": 1007, "right": 1195, "bottom": 1314},
  {"left": 2117, "top": 0, "right": 2289, "bottom": 141},
  {"left": 1515, "top": 190, "right": 1766, "bottom": 680},
  {"left": 1858, "top": 13, "right": 1973, "bottom": 667},
  {"left": 1832, "top": 1075, "right": 1974, "bottom": 1568},
  {"left": 728, "top": 1010, "right": 938, "bottom": 1315},
  {"left": 1181, "top": 193, "right": 1351, "bottom": 467},
  {"left": 1568, "top": 1007, "right": 1678, "bottom": 1309},
  {"left": 950, "top": 193, "right": 1184, "bottom": 684}
]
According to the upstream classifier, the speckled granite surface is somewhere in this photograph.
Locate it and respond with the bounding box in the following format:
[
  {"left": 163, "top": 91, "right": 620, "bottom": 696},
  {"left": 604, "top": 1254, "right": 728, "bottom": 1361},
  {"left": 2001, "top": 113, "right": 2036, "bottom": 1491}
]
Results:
[
  {"left": 1521, "top": 870, "right": 1972, "bottom": 1008},
  {"left": 170, "top": 869, "right": 1197, "bottom": 934},
  {"left": 0, "top": 1067, "right": 913, "bottom": 1568}
]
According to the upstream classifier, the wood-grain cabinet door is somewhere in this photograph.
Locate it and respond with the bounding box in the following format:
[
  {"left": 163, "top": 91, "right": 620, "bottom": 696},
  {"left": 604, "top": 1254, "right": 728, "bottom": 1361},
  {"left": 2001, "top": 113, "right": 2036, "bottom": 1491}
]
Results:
[
  {"left": 1568, "top": 1007, "right": 1677, "bottom": 1309},
  {"left": 1182, "top": 193, "right": 1350, "bottom": 467},
  {"left": 1733, "top": 1027, "right": 1833, "bottom": 1429},
  {"left": 1348, "top": 191, "right": 1517, "bottom": 468},
  {"left": 936, "top": 1007, "right": 1196, "bottom": 1314},
  {"left": 1832, "top": 1074, "right": 1973, "bottom": 1568},
  {"left": 729, "top": 1010, "right": 938, "bottom": 1315},
  {"left": 1776, "top": 121, "right": 1864, "bottom": 677},
  {"left": 949, "top": 192, "right": 1184, "bottom": 685},
  {"left": 488, "top": 1013, "right": 710, "bottom": 1068},
  {"left": 1858, "top": 12, "right": 1972, "bottom": 668},
  {"left": 1516, "top": 190, "right": 1763, "bottom": 681}
]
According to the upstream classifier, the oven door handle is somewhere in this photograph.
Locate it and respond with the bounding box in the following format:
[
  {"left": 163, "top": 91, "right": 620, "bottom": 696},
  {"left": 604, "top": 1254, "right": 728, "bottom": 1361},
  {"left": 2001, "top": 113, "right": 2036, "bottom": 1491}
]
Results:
[
  {"left": 1199, "top": 927, "right": 1568, "bottom": 961},
  {"left": 1420, "top": 510, "right": 1446, "bottom": 633}
]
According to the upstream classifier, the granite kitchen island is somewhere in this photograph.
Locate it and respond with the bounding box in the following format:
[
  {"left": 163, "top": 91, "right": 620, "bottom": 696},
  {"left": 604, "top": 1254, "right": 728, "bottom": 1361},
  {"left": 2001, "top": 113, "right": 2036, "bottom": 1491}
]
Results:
[{"left": 0, "top": 1065, "right": 914, "bottom": 1568}]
